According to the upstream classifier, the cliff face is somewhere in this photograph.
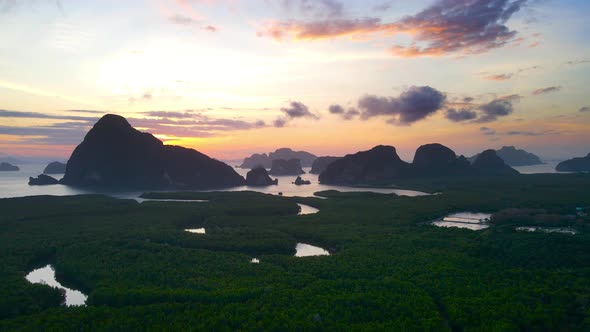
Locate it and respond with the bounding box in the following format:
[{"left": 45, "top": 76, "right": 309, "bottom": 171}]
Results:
[
  {"left": 29, "top": 174, "right": 59, "bottom": 186},
  {"left": 246, "top": 168, "right": 278, "bottom": 186},
  {"left": 43, "top": 162, "right": 67, "bottom": 174},
  {"left": 268, "top": 159, "right": 305, "bottom": 176},
  {"left": 319, "top": 146, "right": 411, "bottom": 185},
  {"left": 469, "top": 146, "right": 543, "bottom": 166},
  {"left": 310, "top": 157, "right": 341, "bottom": 174},
  {"left": 412, "top": 144, "right": 472, "bottom": 177},
  {"left": 319, "top": 144, "right": 520, "bottom": 185},
  {"left": 495, "top": 146, "right": 543, "bottom": 166},
  {"left": 61, "top": 114, "right": 245, "bottom": 189},
  {"left": 239, "top": 153, "right": 270, "bottom": 169},
  {"left": 0, "top": 162, "right": 19, "bottom": 171},
  {"left": 239, "top": 148, "right": 317, "bottom": 169},
  {"left": 556, "top": 153, "right": 590, "bottom": 172},
  {"left": 472, "top": 150, "right": 520, "bottom": 175}
]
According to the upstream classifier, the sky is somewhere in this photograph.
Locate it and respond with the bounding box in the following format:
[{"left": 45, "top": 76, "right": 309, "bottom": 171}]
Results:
[{"left": 0, "top": 0, "right": 589, "bottom": 161}]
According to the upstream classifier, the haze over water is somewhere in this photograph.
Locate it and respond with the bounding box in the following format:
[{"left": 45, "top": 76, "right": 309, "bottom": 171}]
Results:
[{"left": 0, "top": 165, "right": 436, "bottom": 199}]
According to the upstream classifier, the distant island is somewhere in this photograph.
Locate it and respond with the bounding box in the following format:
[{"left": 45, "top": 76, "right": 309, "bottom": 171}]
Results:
[
  {"left": 43, "top": 161, "right": 67, "bottom": 174},
  {"left": 310, "top": 156, "right": 342, "bottom": 174},
  {"left": 245, "top": 168, "right": 278, "bottom": 186},
  {"left": 556, "top": 153, "right": 590, "bottom": 172},
  {"left": 54, "top": 114, "right": 245, "bottom": 189},
  {"left": 29, "top": 174, "right": 60, "bottom": 186},
  {"left": 0, "top": 162, "right": 19, "bottom": 171},
  {"left": 268, "top": 159, "right": 305, "bottom": 176},
  {"left": 293, "top": 176, "right": 311, "bottom": 185},
  {"left": 320, "top": 144, "right": 518, "bottom": 185},
  {"left": 239, "top": 148, "right": 317, "bottom": 169},
  {"left": 470, "top": 146, "right": 543, "bottom": 166}
]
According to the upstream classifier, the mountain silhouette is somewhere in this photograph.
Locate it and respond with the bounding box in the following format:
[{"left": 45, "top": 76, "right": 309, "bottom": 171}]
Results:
[
  {"left": 239, "top": 148, "right": 317, "bottom": 169},
  {"left": 310, "top": 156, "right": 341, "bottom": 174},
  {"left": 319, "top": 145, "right": 411, "bottom": 185},
  {"left": 43, "top": 161, "right": 67, "bottom": 174},
  {"left": 469, "top": 146, "right": 542, "bottom": 166},
  {"left": 0, "top": 162, "right": 19, "bottom": 171},
  {"left": 556, "top": 153, "right": 590, "bottom": 172},
  {"left": 320, "top": 144, "right": 519, "bottom": 185},
  {"left": 61, "top": 114, "right": 245, "bottom": 189}
]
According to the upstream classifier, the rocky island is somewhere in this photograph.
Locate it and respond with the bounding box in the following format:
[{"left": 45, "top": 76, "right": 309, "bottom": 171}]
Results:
[
  {"left": 60, "top": 114, "right": 245, "bottom": 189},
  {"left": 43, "top": 161, "right": 67, "bottom": 174},
  {"left": 320, "top": 144, "right": 519, "bottom": 185},
  {"left": 246, "top": 168, "right": 278, "bottom": 186},
  {"left": 470, "top": 146, "right": 543, "bottom": 166},
  {"left": 495, "top": 146, "right": 543, "bottom": 166},
  {"left": 239, "top": 148, "right": 317, "bottom": 169},
  {"left": 0, "top": 162, "right": 19, "bottom": 171},
  {"left": 412, "top": 143, "right": 471, "bottom": 177},
  {"left": 293, "top": 176, "right": 311, "bottom": 185},
  {"left": 268, "top": 159, "right": 305, "bottom": 176},
  {"left": 319, "top": 145, "right": 411, "bottom": 185},
  {"left": 310, "top": 156, "right": 341, "bottom": 174},
  {"left": 556, "top": 153, "right": 590, "bottom": 172},
  {"left": 29, "top": 174, "right": 60, "bottom": 186},
  {"left": 472, "top": 149, "right": 520, "bottom": 175}
]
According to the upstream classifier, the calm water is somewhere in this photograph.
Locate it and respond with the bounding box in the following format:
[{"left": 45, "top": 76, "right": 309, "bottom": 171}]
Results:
[
  {"left": 512, "top": 161, "right": 565, "bottom": 174},
  {"left": 185, "top": 228, "right": 206, "bottom": 234},
  {"left": 25, "top": 265, "right": 87, "bottom": 306},
  {"left": 2, "top": 162, "right": 567, "bottom": 200},
  {"left": 295, "top": 243, "right": 330, "bottom": 257},
  {"left": 516, "top": 226, "right": 577, "bottom": 235},
  {"left": 0, "top": 165, "right": 430, "bottom": 199},
  {"left": 297, "top": 203, "right": 319, "bottom": 215},
  {"left": 432, "top": 212, "right": 492, "bottom": 231},
  {"left": 229, "top": 167, "right": 430, "bottom": 197},
  {"left": 432, "top": 221, "right": 490, "bottom": 231}
]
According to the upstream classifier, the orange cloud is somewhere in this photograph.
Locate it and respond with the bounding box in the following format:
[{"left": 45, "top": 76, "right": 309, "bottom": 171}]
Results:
[
  {"left": 485, "top": 73, "right": 514, "bottom": 81},
  {"left": 258, "top": 0, "right": 529, "bottom": 58},
  {"left": 257, "top": 18, "right": 397, "bottom": 41}
]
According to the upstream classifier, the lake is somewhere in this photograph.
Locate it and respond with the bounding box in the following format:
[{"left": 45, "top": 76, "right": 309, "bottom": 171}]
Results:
[{"left": 25, "top": 265, "right": 87, "bottom": 307}]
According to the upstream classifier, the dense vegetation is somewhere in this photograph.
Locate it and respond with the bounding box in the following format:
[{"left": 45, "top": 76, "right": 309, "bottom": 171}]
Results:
[{"left": 1, "top": 174, "right": 590, "bottom": 331}]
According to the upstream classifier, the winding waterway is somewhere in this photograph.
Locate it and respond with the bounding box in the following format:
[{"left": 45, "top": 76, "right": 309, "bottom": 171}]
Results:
[{"left": 25, "top": 265, "right": 87, "bottom": 307}]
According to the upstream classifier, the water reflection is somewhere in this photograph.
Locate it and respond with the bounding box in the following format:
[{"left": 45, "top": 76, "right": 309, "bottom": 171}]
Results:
[
  {"left": 226, "top": 168, "right": 432, "bottom": 198},
  {"left": 432, "top": 212, "right": 492, "bottom": 231},
  {"left": 185, "top": 228, "right": 206, "bottom": 234},
  {"left": 297, "top": 203, "right": 319, "bottom": 215},
  {"left": 0, "top": 165, "right": 432, "bottom": 199},
  {"left": 512, "top": 161, "right": 567, "bottom": 174},
  {"left": 295, "top": 243, "right": 330, "bottom": 257},
  {"left": 432, "top": 221, "right": 490, "bottom": 231},
  {"left": 138, "top": 199, "right": 209, "bottom": 203},
  {"left": 516, "top": 226, "right": 577, "bottom": 235},
  {"left": 25, "top": 265, "right": 87, "bottom": 307}
]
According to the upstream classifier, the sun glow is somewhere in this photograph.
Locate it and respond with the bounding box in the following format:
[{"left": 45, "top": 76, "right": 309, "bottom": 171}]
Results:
[{"left": 97, "top": 39, "right": 278, "bottom": 99}]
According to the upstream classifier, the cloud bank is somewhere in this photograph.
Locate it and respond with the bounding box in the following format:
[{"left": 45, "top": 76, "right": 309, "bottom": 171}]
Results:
[
  {"left": 0, "top": 109, "right": 268, "bottom": 146},
  {"left": 329, "top": 87, "right": 523, "bottom": 125},
  {"left": 259, "top": 0, "right": 530, "bottom": 57}
]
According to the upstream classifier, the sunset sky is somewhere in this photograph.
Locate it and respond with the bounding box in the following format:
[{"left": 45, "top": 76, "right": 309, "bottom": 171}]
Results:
[{"left": 1, "top": 0, "right": 589, "bottom": 161}]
